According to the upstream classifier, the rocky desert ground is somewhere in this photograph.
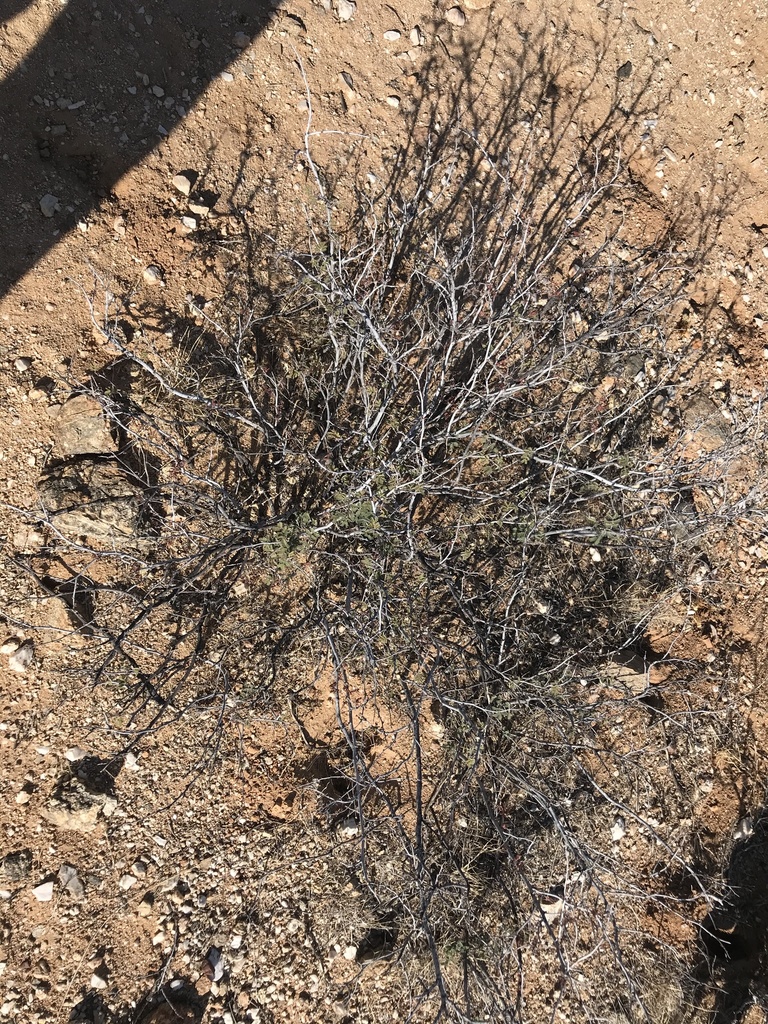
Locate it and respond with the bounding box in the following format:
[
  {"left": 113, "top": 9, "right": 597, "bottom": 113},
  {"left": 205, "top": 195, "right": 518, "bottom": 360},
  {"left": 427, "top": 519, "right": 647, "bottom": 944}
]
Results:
[{"left": 3, "top": 0, "right": 768, "bottom": 1022}]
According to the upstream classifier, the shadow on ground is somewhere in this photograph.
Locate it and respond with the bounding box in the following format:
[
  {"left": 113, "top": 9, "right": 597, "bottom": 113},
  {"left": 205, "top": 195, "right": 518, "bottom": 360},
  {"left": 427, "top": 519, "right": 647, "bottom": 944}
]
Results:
[
  {"left": 697, "top": 812, "right": 768, "bottom": 1023},
  {"left": 72, "top": 979, "right": 207, "bottom": 1023},
  {"left": 0, "top": 0, "right": 275, "bottom": 297}
]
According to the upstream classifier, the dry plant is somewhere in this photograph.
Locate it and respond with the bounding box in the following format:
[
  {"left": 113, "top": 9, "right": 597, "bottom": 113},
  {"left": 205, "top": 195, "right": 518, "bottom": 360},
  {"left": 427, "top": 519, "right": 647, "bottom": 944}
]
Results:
[{"left": 13, "top": 34, "right": 767, "bottom": 1024}]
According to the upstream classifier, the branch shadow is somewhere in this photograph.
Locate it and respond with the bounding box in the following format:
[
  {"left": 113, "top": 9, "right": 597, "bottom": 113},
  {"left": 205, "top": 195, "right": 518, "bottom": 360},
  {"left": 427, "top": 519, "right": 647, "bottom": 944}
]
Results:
[{"left": 693, "top": 812, "right": 768, "bottom": 1024}]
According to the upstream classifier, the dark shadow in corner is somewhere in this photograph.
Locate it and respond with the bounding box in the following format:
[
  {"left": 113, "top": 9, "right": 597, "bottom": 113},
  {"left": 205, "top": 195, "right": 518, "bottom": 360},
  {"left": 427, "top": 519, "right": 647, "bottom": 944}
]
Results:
[
  {"left": 0, "top": 0, "right": 276, "bottom": 298},
  {"left": 695, "top": 812, "right": 768, "bottom": 1023}
]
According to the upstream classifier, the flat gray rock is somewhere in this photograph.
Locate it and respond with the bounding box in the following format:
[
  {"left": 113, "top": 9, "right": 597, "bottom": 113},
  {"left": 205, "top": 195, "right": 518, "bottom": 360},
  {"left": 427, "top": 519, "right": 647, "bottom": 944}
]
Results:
[
  {"left": 1, "top": 849, "right": 32, "bottom": 882},
  {"left": 42, "top": 776, "right": 117, "bottom": 833},
  {"left": 38, "top": 459, "right": 144, "bottom": 544},
  {"left": 54, "top": 395, "right": 116, "bottom": 457}
]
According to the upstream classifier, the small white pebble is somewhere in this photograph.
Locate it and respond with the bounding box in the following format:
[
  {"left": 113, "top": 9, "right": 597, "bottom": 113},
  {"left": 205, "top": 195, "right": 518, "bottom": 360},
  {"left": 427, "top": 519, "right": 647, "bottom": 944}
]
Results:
[
  {"left": 39, "top": 194, "right": 60, "bottom": 217},
  {"left": 8, "top": 641, "right": 34, "bottom": 674},
  {"left": 336, "top": 0, "right": 356, "bottom": 20},
  {"left": 142, "top": 265, "right": 163, "bottom": 286},
  {"left": 171, "top": 172, "right": 193, "bottom": 196},
  {"left": 32, "top": 881, "right": 54, "bottom": 902}
]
